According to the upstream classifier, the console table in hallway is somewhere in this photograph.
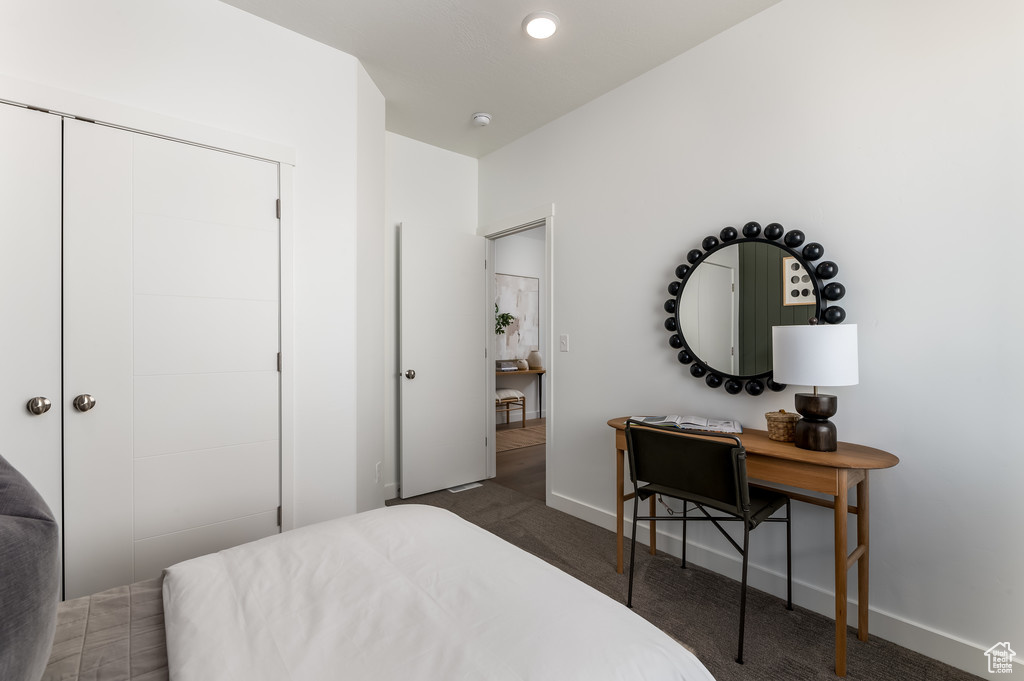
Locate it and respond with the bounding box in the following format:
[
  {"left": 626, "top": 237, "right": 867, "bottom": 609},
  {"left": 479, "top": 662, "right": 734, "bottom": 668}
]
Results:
[{"left": 607, "top": 416, "right": 899, "bottom": 677}]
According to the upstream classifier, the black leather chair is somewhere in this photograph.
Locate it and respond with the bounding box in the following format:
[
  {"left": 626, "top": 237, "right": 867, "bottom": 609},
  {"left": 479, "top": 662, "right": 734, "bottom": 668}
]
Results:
[{"left": 624, "top": 420, "right": 792, "bottom": 664}]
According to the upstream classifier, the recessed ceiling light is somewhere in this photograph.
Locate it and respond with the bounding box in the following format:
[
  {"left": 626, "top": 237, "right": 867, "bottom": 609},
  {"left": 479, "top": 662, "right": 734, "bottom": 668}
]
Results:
[{"left": 522, "top": 12, "right": 559, "bottom": 40}]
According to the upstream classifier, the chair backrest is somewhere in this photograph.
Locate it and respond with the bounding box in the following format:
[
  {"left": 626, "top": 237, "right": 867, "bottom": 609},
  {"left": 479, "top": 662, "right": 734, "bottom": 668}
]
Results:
[{"left": 624, "top": 421, "right": 750, "bottom": 517}]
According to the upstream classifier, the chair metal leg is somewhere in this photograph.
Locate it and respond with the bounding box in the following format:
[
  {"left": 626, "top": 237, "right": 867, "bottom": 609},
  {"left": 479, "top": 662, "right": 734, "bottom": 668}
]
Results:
[
  {"left": 786, "top": 498, "right": 793, "bottom": 611},
  {"left": 627, "top": 494, "right": 640, "bottom": 608},
  {"left": 736, "top": 525, "right": 750, "bottom": 664},
  {"left": 681, "top": 500, "right": 688, "bottom": 569}
]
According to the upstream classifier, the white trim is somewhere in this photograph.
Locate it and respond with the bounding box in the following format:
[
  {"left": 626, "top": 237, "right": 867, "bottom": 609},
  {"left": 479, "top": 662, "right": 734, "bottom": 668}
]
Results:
[
  {"left": 0, "top": 73, "right": 294, "bottom": 165},
  {"left": 278, "top": 165, "right": 295, "bottom": 531},
  {"left": 484, "top": 209, "right": 555, "bottom": 503},
  {"left": 479, "top": 203, "right": 554, "bottom": 238},
  {"left": 542, "top": 215, "right": 555, "bottom": 505},
  {"left": 485, "top": 238, "right": 497, "bottom": 479},
  {"left": 547, "top": 490, "right": 993, "bottom": 677}
]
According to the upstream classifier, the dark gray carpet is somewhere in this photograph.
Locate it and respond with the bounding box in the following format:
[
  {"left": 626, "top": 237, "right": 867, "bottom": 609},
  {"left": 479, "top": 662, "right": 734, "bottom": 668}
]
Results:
[{"left": 388, "top": 481, "right": 977, "bottom": 681}]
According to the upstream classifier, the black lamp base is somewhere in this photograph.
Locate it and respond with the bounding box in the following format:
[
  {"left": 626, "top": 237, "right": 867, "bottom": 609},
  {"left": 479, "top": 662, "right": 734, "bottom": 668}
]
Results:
[{"left": 794, "top": 393, "right": 838, "bottom": 452}]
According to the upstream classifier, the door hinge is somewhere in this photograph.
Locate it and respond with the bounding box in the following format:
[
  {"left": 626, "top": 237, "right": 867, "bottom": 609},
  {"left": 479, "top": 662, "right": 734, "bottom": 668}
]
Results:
[
  {"left": 276, "top": 198, "right": 281, "bottom": 219},
  {"left": 277, "top": 506, "right": 282, "bottom": 526},
  {"left": 277, "top": 352, "right": 282, "bottom": 372}
]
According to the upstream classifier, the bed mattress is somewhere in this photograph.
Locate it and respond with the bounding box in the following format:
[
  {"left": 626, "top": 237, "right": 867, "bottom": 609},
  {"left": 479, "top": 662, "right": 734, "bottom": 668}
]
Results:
[{"left": 162, "top": 504, "right": 714, "bottom": 681}]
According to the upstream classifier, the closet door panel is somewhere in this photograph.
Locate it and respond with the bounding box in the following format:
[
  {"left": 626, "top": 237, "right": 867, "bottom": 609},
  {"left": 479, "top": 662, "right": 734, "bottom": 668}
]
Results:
[
  {"left": 133, "top": 296, "right": 278, "bottom": 376},
  {"left": 133, "top": 510, "right": 277, "bottom": 582},
  {"left": 132, "top": 372, "right": 279, "bottom": 458},
  {"left": 63, "top": 122, "right": 281, "bottom": 597},
  {"left": 133, "top": 440, "right": 279, "bottom": 539},
  {"left": 133, "top": 213, "right": 279, "bottom": 301},
  {"left": 0, "top": 105, "right": 62, "bottom": 523},
  {"left": 63, "top": 120, "right": 136, "bottom": 599},
  {"left": 133, "top": 136, "right": 276, "bottom": 231},
  {"left": 129, "top": 133, "right": 281, "bottom": 576}
]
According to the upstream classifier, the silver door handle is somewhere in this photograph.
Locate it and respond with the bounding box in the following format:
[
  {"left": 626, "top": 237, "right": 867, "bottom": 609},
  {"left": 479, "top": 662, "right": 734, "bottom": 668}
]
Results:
[
  {"left": 404, "top": 370, "right": 416, "bottom": 379},
  {"left": 73, "top": 394, "right": 96, "bottom": 412},
  {"left": 26, "top": 397, "right": 52, "bottom": 415}
]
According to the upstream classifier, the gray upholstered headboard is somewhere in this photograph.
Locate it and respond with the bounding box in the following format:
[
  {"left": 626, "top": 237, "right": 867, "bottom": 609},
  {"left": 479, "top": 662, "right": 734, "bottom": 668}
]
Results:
[{"left": 0, "top": 454, "right": 61, "bottom": 681}]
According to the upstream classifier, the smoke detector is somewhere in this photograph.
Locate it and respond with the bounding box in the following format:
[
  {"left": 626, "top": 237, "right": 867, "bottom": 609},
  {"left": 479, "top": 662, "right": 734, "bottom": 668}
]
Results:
[{"left": 472, "top": 112, "right": 492, "bottom": 127}]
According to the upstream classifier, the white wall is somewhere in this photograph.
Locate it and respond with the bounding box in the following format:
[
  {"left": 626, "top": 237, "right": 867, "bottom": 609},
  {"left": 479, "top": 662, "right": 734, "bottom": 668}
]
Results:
[
  {"left": 383, "top": 133, "right": 478, "bottom": 498},
  {"left": 0, "top": 0, "right": 384, "bottom": 527},
  {"left": 355, "top": 65, "right": 387, "bottom": 512},
  {"left": 494, "top": 228, "right": 547, "bottom": 419},
  {"left": 479, "top": 0, "right": 1023, "bottom": 674}
]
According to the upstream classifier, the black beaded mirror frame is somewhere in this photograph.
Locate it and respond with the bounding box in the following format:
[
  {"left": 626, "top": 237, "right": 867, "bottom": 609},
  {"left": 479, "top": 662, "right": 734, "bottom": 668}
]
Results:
[{"left": 664, "top": 221, "right": 847, "bottom": 396}]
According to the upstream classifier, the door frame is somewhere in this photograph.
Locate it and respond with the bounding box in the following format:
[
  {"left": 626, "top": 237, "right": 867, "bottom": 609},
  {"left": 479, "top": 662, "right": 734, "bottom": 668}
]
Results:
[
  {"left": 0, "top": 87, "right": 296, "bottom": 532},
  {"left": 480, "top": 205, "right": 555, "bottom": 503}
]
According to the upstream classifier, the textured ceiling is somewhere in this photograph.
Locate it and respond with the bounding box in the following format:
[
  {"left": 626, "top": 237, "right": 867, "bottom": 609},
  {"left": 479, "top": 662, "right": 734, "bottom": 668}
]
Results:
[{"left": 220, "top": 0, "right": 782, "bottom": 158}]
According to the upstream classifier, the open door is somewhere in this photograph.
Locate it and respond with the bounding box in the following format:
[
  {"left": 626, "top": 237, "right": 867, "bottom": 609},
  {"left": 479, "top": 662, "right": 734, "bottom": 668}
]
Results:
[
  {"left": 399, "top": 224, "right": 487, "bottom": 498},
  {"left": 695, "top": 262, "right": 736, "bottom": 374},
  {"left": 679, "top": 260, "right": 736, "bottom": 375}
]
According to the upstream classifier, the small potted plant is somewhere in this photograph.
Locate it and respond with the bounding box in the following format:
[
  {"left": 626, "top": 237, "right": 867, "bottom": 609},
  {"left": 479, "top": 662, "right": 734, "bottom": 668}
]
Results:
[{"left": 495, "top": 304, "right": 515, "bottom": 335}]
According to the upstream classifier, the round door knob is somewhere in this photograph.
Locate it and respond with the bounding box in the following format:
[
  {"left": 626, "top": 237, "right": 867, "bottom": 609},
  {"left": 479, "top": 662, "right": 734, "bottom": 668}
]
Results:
[
  {"left": 26, "top": 397, "right": 52, "bottom": 415},
  {"left": 404, "top": 369, "right": 416, "bottom": 379},
  {"left": 73, "top": 394, "right": 96, "bottom": 412}
]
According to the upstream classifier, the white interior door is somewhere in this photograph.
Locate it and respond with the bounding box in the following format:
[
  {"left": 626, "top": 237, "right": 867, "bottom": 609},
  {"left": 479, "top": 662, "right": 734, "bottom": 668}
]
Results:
[
  {"left": 399, "top": 224, "right": 486, "bottom": 498},
  {"left": 0, "top": 105, "right": 62, "bottom": 520},
  {"left": 63, "top": 120, "right": 281, "bottom": 598},
  {"left": 695, "top": 262, "right": 736, "bottom": 373}
]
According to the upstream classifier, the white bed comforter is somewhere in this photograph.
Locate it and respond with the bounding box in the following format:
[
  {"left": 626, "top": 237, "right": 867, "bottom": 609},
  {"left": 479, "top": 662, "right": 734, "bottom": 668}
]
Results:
[{"left": 163, "top": 504, "right": 715, "bottom": 681}]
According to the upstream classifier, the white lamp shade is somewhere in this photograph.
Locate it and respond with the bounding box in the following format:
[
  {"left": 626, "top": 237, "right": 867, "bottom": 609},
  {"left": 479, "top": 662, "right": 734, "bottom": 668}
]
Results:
[{"left": 772, "top": 324, "right": 859, "bottom": 388}]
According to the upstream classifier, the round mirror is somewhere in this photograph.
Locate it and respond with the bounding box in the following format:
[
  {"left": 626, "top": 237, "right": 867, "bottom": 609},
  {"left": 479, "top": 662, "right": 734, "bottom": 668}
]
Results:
[{"left": 663, "top": 222, "right": 847, "bottom": 395}]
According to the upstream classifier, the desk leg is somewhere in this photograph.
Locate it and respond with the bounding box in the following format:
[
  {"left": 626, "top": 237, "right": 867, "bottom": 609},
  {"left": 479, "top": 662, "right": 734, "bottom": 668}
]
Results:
[
  {"left": 538, "top": 373, "right": 543, "bottom": 418},
  {"left": 857, "top": 473, "right": 870, "bottom": 641},
  {"left": 835, "top": 470, "right": 849, "bottom": 677},
  {"left": 616, "top": 447, "right": 625, "bottom": 574},
  {"left": 649, "top": 495, "right": 657, "bottom": 555}
]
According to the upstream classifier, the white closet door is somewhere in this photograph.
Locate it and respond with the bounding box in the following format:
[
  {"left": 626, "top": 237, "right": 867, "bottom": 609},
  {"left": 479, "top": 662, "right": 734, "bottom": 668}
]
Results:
[
  {"left": 63, "top": 120, "right": 281, "bottom": 598},
  {"left": 0, "top": 105, "right": 62, "bottom": 520}
]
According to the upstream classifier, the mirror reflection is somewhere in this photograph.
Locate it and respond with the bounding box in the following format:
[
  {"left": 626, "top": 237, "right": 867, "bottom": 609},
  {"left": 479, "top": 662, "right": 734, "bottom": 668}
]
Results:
[{"left": 678, "top": 242, "right": 817, "bottom": 378}]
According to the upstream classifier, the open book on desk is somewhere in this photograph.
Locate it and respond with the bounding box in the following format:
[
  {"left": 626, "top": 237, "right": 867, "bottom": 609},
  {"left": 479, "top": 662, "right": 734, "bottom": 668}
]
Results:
[{"left": 628, "top": 415, "right": 742, "bottom": 434}]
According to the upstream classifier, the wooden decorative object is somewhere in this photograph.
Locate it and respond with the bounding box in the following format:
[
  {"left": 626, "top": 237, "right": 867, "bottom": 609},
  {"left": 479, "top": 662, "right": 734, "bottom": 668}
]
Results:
[
  {"left": 793, "top": 393, "right": 839, "bottom": 451},
  {"left": 765, "top": 409, "right": 800, "bottom": 442}
]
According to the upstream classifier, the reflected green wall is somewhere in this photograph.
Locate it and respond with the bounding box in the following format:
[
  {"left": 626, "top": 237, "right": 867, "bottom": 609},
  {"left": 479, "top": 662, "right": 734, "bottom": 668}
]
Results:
[{"left": 737, "top": 243, "right": 815, "bottom": 375}]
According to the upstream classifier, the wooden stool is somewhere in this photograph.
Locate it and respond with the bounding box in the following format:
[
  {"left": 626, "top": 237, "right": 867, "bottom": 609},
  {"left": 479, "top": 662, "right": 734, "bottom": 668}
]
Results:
[{"left": 495, "top": 389, "right": 526, "bottom": 428}]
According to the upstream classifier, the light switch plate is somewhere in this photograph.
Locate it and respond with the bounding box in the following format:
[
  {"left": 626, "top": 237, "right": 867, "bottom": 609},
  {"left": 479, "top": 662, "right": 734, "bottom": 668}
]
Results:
[{"left": 559, "top": 334, "right": 569, "bottom": 352}]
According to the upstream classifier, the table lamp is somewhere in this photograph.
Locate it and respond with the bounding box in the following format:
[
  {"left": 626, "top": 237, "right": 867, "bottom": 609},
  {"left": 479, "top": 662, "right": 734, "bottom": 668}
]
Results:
[{"left": 771, "top": 322, "right": 858, "bottom": 452}]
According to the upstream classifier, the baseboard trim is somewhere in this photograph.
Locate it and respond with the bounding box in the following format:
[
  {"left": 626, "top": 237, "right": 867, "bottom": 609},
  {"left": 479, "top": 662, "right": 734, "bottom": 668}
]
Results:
[{"left": 547, "top": 489, "right": 995, "bottom": 678}]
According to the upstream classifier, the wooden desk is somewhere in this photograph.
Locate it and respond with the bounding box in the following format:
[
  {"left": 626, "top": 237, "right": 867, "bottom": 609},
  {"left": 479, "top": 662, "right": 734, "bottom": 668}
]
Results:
[
  {"left": 607, "top": 416, "right": 899, "bottom": 677},
  {"left": 496, "top": 368, "right": 546, "bottom": 416}
]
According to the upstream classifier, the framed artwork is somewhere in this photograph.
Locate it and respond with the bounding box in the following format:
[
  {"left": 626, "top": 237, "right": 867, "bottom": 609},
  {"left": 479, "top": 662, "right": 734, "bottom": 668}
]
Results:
[
  {"left": 782, "top": 256, "right": 814, "bottom": 306},
  {"left": 495, "top": 274, "right": 539, "bottom": 361}
]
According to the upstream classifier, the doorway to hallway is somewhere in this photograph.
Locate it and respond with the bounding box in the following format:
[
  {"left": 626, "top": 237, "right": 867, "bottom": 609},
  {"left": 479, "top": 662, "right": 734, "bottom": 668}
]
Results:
[{"left": 490, "top": 222, "right": 548, "bottom": 500}]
